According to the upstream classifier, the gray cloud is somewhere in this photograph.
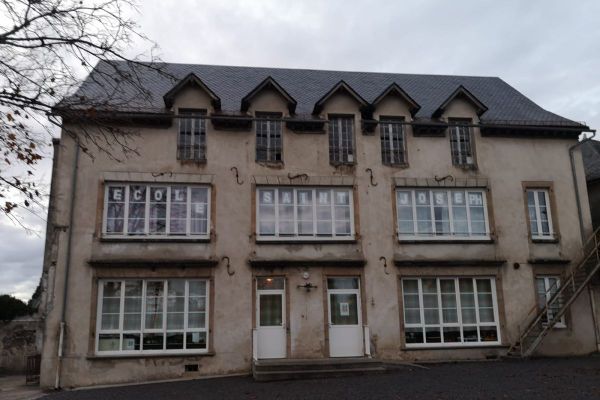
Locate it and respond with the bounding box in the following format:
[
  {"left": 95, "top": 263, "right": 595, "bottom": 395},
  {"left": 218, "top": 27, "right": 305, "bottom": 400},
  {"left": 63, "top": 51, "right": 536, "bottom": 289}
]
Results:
[{"left": 3, "top": 0, "right": 599, "bottom": 300}]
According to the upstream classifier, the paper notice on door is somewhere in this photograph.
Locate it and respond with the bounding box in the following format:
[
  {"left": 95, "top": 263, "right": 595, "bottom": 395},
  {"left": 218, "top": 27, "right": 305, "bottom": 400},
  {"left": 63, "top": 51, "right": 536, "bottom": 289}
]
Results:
[{"left": 340, "top": 302, "right": 350, "bottom": 316}]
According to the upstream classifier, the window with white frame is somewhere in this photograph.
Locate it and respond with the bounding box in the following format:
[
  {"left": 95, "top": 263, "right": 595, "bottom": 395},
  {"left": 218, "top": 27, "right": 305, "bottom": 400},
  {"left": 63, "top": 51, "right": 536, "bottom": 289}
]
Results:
[
  {"left": 329, "top": 116, "right": 355, "bottom": 164},
  {"left": 449, "top": 121, "right": 475, "bottom": 166},
  {"left": 96, "top": 279, "right": 209, "bottom": 354},
  {"left": 536, "top": 276, "right": 566, "bottom": 328},
  {"left": 395, "top": 188, "right": 490, "bottom": 240},
  {"left": 402, "top": 277, "right": 500, "bottom": 347},
  {"left": 103, "top": 183, "right": 210, "bottom": 238},
  {"left": 380, "top": 117, "right": 406, "bottom": 165},
  {"left": 256, "top": 113, "right": 282, "bottom": 162},
  {"left": 178, "top": 109, "right": 206, "bottom": 161},
  {"left": 526, "top": 188, "right": 554, "bottom": 239},
  {"left": 256, "top": 187, "right": 354, "bottom": 240}
]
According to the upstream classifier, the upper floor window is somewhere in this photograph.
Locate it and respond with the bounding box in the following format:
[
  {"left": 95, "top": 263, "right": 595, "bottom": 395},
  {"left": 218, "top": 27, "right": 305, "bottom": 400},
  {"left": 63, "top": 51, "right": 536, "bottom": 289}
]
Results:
[
  {"left": 96, "top": 279, "right": 209, "bottom": 355},
  {"left": 535, "top": 276, "right": 566, "bottom": 328},
  {"left": 178, "top": 109, "right": 206, "bottom": 161},
  {"left": 256, "top": 187, "right": 354, "bottom": 241},
  {"left": 449, "top": 120, "right": 475, "bottom": 167},
  {"left": 103, "top": 183, "right": 210, "bottom": 239},
  {"left": 526, "top": 188, "right": 554, "bottom": 240},
  {"left": 402, "top": 277, "right": 500, "bottom": 347},
  {"left": 380, "top": 117, "right": 406, "bottom": 166},
  {"left": 396, "top": 188, "right": 490, "bottom": 240},
  {"left": 329, "top": 116, "right": 355, "bottom": 164},
  {"left": 256, "top": 113, "right": 282, "bottom": 162}
]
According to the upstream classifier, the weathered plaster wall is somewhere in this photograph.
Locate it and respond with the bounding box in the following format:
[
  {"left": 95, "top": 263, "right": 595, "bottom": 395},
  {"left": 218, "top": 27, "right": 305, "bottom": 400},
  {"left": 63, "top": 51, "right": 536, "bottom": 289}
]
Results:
[
  {"left": 0, "top": 319, "right": 40, "bottom": 373},
  {"left": 39, "top": 83, "right": 598, "bottom": 388}
]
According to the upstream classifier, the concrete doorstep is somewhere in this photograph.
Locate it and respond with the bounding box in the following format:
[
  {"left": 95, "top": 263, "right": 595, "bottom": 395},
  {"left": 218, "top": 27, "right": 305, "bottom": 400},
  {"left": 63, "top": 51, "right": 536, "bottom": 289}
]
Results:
[{"left": 0, "top": 375, "right": 45, "bottom": 400}]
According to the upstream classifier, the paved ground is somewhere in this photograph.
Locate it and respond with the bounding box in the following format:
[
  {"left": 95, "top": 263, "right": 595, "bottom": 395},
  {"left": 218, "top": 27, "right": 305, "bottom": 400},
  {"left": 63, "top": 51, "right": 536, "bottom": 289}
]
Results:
[
  {"left": 0, "top": 375, "right": 44, "bottom": 400},
  {"left": 39, "top": 356, "right": 600, "bottom": 400}
]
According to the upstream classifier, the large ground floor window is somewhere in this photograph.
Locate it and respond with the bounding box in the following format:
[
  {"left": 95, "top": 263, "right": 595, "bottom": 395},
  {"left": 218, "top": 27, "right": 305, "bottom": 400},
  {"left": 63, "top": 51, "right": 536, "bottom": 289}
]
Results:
[
  {"left": 96, "top": 279, "right": 209, "bottom": 355},
  {"left": 402, "top": 277, "right": 501, "bottom": 347}
]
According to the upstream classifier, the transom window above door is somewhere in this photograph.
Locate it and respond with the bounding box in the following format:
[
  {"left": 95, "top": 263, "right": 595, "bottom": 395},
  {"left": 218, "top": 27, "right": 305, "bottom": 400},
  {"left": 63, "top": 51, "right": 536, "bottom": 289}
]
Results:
[
  {"left": 103, "top": 183, "right": 210, "bottom": 239},
  {"left": 395, "top": 188, "right": 490, "bottom": 240},
  {"left": 256, "top": 187, "right": 355, "bottom": 241}
]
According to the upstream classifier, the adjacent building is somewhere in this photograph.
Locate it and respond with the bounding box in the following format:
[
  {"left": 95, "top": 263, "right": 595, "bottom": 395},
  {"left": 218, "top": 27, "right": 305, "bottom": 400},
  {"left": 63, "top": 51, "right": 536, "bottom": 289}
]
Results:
[
  {"left": 583, "top": 140, "right": 600, "bottom": 230},
  {"left": 39, "top": 62, "right": 599, "bottom": 388}
]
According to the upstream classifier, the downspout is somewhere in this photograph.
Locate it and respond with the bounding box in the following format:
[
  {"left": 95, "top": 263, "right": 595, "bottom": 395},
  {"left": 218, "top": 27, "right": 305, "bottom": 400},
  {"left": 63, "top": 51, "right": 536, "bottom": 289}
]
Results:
[
  {"left": 568, "top": 129, "right": 599, "bottom": 352},
  {"left": 55, "top": 143, "right": 80, "bottom": 389}
]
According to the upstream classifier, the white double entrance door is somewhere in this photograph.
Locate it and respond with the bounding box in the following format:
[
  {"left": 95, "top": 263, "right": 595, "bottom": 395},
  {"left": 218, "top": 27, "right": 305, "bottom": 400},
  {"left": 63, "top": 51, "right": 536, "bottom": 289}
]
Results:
[
  {"left": 327, "top": 277, "right": 364, "bottom": 357},
  {"left": 256, "top": 277, "right": 286, "bottom": 359}
]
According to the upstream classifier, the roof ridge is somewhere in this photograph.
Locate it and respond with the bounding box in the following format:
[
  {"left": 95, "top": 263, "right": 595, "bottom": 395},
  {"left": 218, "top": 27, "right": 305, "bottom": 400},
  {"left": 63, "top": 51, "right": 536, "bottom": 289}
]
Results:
[{"left": 98, "top": 59, "right": 502, "bottom": 80}]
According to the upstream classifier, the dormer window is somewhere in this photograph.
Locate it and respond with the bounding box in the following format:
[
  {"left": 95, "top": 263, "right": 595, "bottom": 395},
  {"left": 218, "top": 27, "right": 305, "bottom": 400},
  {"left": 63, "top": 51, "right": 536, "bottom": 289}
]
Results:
[
  {"left": 380, "top": 117, "right": 407, "bottom": 166},
  {"left": 256, "top": 112, "right": 282, "bottom": 163},
  {"left": 178, "top": 109, "right": 206, "bottom": 161},
  {"left": 329, "top": 116, "right": 355, "bottom": 164},
  {"left": 449, "top": 119, "right": 475, "bottom": 167}
]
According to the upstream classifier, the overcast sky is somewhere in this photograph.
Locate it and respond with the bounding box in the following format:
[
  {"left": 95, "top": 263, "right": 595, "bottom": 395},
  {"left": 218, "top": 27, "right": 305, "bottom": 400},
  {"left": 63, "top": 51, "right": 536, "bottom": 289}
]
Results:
[{"left": 1, "top": 0, "right": 599, "bottom": 301}]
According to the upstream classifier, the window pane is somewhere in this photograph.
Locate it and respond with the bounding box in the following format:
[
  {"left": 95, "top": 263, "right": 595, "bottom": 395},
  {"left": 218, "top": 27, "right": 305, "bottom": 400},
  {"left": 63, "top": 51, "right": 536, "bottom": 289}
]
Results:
[
  {"left": 190, "top": 188, "right": 208, "bottom": 235},
  {"left": 189, "top": 281, "right": 207, "bottom": 297},
  {"left": 142, "top": 333, "right": 164, "bottom": 350},
  {"left": 259, "top": 294, "right": 283, "bottom": 326},
  {"left": 122, "top": 334, "right": 140, "bottom": 351},
  {"left": 257, "top": 277, "right": 285, "bottom": 290},
  {"left": 425, "top": 327, "right": 441, "bottom": 343},
  {"left": 443, "top": 327, "right": 461, "bottom": 343},
  {"left": 166, "top": 333, "right": 184, "bottom": 349},
  {"left": 296, "top": 190, "right": 313, "bottom": 235},
  {"left": 170, "top": 186, "right": 188, "bottom": 234},
  {"left": 329, "top": 117, "right": 354, "bottom": 164},
  {"left": 405, "top": 327, "right": 424, "bottom": 344},
  {"left": 128, "top": 186, "right": 146, "bottom": 234},
  {"left": 330, "top": 293, "right": 359, "bottom": 325},
  {"left": 327, "top": 277, "right": 359, "bottom": 289},
  {"left": 186, "top": 332, "right": 207, "bottom": 349},
  {"left": 98, "top": 334, "right": 120, "bottom": 351},
  {"left": 479, "top": 327, "right": 498, "bottom": 342}
]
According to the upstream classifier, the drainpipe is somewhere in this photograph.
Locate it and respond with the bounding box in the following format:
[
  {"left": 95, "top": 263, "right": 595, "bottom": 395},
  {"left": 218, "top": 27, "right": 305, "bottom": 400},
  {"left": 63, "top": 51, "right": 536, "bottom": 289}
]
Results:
[
  {"left": 568, "top": 129, "right": 599, "bottom": 353},
  {"left": 55, "top": 143, "right": 80, "bottom": 389},
  {"left": 569, "top": 130, "right": 596, "bottom": 244}
]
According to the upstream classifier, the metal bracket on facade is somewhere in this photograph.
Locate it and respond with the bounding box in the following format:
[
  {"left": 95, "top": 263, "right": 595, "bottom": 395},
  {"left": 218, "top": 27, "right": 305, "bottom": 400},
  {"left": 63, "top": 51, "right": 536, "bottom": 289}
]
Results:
[
  {"left": 287, "top": 172, "right": 309, "bottom": 182},
  {"left": 297, "top": 282, "right": 318, "bottom": 292},
  {"left": 434, "top": 174, "right": 454, "bottom": 184},
  {"left": 151, "top": 171, "right": 173, "bottom": 178},
  {"left": 222, "top": 256, "right": 235, "bottom": 276},
  {"left": 230, "top": 167, "right": 244, "bottom": 185},
  {"left": 365, "top": 168, "right": 378, "bottom": 186},
  {"left": 380, "top": 256, "right": 390, "bottom": 275}
]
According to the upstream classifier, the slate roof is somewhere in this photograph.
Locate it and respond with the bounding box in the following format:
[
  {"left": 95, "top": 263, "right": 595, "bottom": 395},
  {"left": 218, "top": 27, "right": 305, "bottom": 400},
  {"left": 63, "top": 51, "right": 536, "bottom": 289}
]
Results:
[
  {"left": 65, "top": 60, "right": 584, "bottom": 127},
  {"left": 582, "top": 140, "right": 600, "bottom": 183}
]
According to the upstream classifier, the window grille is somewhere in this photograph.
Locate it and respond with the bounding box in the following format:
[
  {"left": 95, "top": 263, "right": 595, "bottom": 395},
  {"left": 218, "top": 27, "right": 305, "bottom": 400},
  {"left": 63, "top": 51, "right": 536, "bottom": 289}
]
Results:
[
  {"left": 449, "top": 122, "right": 474, "bottom": 166},
  {"left": 380, "top": 118, "right": 406, "bottom": 165},
  {"left": 178, "top": 110, "right": 206, "bottom": 161},
  {"left": 256, "top": 113, "right": 282, "bottom": 162},
  {"left": 329, "top": 117, "right": 355, "bottom": 164}
]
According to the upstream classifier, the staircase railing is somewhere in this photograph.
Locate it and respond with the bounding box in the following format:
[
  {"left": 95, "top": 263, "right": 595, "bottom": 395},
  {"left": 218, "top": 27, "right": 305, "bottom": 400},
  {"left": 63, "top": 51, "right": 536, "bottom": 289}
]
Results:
[{"left": 509, "top": 227, "right": 600, "bottom": 357}]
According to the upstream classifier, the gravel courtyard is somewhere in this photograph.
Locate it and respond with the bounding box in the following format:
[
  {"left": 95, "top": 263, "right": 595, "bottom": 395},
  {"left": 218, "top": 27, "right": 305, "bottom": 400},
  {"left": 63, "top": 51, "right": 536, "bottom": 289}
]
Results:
[{"left": 41, "top": 356, "right": 600, "bottom": 400}]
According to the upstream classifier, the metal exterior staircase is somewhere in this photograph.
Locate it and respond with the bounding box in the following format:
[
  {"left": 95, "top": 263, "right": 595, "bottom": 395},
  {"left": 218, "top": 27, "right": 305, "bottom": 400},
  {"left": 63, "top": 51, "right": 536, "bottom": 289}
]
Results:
[{"left": 508, "top": 227, "right": 600, "bottom": 358}]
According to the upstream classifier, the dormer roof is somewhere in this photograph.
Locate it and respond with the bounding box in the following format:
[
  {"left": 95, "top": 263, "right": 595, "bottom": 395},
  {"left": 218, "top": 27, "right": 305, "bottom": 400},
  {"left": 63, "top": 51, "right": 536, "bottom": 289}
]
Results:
[
  {"left": 432, "top": 85, "right": 488, "bottom": 118},
  {"left": 240, "top": 76, "right": 297, "bottom": 114},
  {"left": 313, "top": 80, "right": 368, "bottom": 115},
  {"left": 163, "top": 73, "right": 221, "bottom": 110},
  {"left": 373, "top": 83, "right": 421, "bottom": 116}
]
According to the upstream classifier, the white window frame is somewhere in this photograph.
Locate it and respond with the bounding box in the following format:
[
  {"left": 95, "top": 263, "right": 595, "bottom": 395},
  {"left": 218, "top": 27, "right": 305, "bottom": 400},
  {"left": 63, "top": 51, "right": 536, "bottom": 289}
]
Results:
[
  {"left": 536, "top": 276, "right": 566, "bottom": 328},
  {"left": 95, "top": 279, "right": 210, "bottom": 356},
  {"left": 526, "top": 189, "right": 555, "bottom": 240},
  {"left": 395, "top": 188, "right": 490, "bottom": 241},
  {"left": 449, "top": 123, "right": 475, "bottom": 166},
  {"left": 256, "top": 186, "right": 355, "bottom": 241},
  {"left": 102, "top": 183, "right": 211, "bottom": 239},
  {"left": 402, "top": 277, "right": 501, "bottom": 348}
]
